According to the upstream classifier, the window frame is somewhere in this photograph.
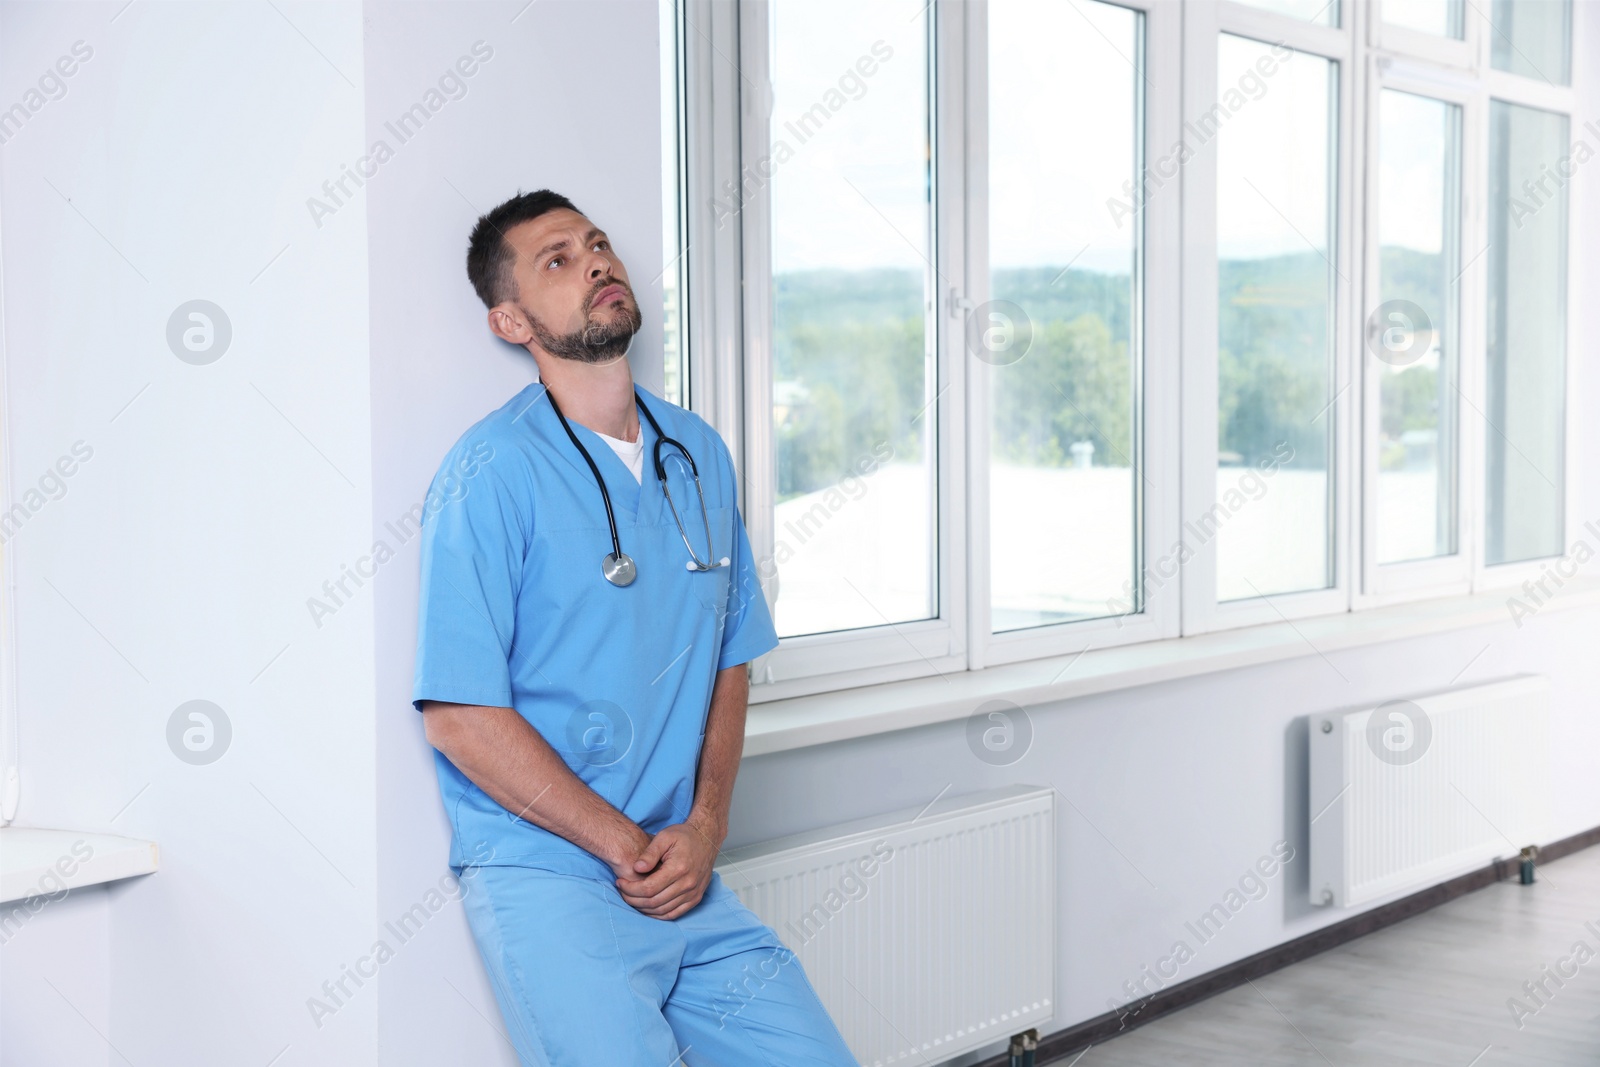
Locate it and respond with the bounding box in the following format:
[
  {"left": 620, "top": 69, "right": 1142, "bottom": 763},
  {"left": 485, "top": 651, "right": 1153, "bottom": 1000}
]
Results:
[
  {"left": 0, "top": 312, "right": 14, "bottom": 824},
  {"left": 680, "top": 0, "right": 747, "bottom": 448},
  {"left": 669, "top": 0, "right": 1583, "bottom": 704},
  {"left": 660, "top": 0, "right": 692, "bottom": 408},
  {"left": 968, "top": 0, "right": 1184, "bottom": 671},
  {"left": 730, "top": 0, "right": 970, "bottom": 699},
  {"left": 1472, "top": 76, "right": 1580, "bottom": 593},
  {"left": 1356, "top": 59, "right": 1481, "bottom": 605},
  {"left": 1179, "top": 1, "right": 1359, "bottom": 636},
  {"left": 1371, "top": 0, "right": 1477, "bottom": 69},
  {"left": 1378, "top": 2, "right": 1581, "bottom": 598}
]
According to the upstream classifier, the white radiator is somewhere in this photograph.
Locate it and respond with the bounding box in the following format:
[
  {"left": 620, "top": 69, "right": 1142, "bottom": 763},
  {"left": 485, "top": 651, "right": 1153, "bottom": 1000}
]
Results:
[
  {"left": 1309, "top": 675, "right": 1551, "bottom": 908},
  {"left": 714, "top": 784, "right": 1055, "bottom": 1067}
]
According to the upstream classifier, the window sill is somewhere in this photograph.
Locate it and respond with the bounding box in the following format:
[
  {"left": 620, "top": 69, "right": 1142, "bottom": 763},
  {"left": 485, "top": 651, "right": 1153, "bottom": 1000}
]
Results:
[
  {"left": 744, "top": 578, "right": 1600, "bottom": 757},
  {"left": 0, "top": 827, "right": 159, "bottom": 905}
]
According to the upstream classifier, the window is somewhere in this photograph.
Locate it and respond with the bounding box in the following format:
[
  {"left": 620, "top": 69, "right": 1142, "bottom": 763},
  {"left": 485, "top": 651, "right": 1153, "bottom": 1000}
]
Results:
[
  {"left": 1372, "top": 89, "right": 1461, "bottom": 566},
  {"left": 1374, "top": 0, "right": 1474, "bottom": 69},
  {"left": 1485, "top": 100, "right": 1568, "bottom": 565},
  {"left": 1490, "top": 0, "right": 1572, "bottom": 84},
  {"left": 1383, "top": 0, "right": 1463, "bottom": 38},
  {"left": 1232, "top": 0, "right": 1339, "bottom": 27},
  {"left": 762, "top": 0, "right": 935, "bottom": 640},
  {"left": 1213, "top": 35, "right": 1337, "bottom": 602},
  {"left": 660, "top": 0, "right": 689, "bottom": 406},
  {"left": 987, "top": 0, "right": 1144, "bottom": 632},
  {"left": 670, "top": 0, "right": 1580, "bottom": 700}
]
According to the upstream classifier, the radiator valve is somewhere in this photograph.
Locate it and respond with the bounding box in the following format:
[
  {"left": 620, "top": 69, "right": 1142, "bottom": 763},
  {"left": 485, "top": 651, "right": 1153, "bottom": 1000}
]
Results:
[
  {"left": 1519, "top": 844, "right": 1538, "bottom": 885},
  {"left": 1008, "top": 1028, "right": 1039, "bottom": 1067}
]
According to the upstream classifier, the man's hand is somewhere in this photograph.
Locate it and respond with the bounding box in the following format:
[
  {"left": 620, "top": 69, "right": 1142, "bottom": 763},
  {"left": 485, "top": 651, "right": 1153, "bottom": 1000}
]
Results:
[
  {"left": 616, "top": 818, "right": 721, "bottom": 920},
  {"left": 604, "top": 823, "right": 655, "bottom": 885}
]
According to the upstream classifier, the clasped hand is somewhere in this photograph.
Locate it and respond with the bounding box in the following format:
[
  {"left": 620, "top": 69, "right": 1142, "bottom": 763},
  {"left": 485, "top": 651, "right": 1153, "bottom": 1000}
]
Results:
[{"left": 613, "top": 820, "right": 720, "bottom": 921}]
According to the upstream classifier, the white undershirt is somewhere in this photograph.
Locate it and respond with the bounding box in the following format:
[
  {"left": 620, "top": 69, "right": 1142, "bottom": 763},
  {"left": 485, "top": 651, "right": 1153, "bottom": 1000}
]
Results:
[{"left": 593, "top": 429, "right": 644, "bottom": 484}]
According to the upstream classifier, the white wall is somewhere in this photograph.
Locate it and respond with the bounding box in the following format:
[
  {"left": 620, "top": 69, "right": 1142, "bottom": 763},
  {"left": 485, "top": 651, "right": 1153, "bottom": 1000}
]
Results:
[
  {"left": 1, "top": 888, "right": 110, "bottom": 1067},
  {"left": 0, "top": 1, "right": 378, "bottom": 1063},
  {"left": 362, "top": 2, "right": 664, "bottom": 1064},
  {"left": 1, "top": 1, "right": 1596, "bottom": 1065}
]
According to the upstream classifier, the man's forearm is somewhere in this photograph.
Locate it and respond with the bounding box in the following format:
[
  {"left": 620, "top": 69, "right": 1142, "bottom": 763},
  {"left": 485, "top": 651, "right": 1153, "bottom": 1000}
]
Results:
[
  {"left": 421, "top": 701, "right": 648, "bottom": 870},
  {"left": 686, "top": 663, "right": 750, "bottom": 848}
]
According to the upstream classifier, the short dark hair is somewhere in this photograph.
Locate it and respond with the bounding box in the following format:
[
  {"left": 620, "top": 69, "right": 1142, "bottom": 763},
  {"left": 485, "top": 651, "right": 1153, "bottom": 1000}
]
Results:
[{"left": 465, "top": 189, "right": 581, "bottom": 309}]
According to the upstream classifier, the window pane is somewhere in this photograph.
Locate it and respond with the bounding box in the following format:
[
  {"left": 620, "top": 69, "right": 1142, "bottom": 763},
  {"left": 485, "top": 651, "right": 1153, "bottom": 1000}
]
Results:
[
  {"left": 987, "top": 0, "right": 1142, "bottom": 632},
  {"left": 1486, "top": 101, "right": 1567, "bottom": 564},
  {"left": 660, "top": 0, "right": 687, "bottom": 406},
  {"left": 1374, "top": 90, "right": 1461, "bottom": 565},
  {"left": 1214, "top": 36, "right": 1335, "bottom": 601},
  {"left": 1232, "top": 0, "right": 1339, "bottom": 26},
  {"left": 1491, "top": 0, "right": 1572, "bottom": 84},
  {"left": 767, "top": 0, "right": 934, "bottom": 638},
  {"left": 1384, "top": 0, "right": 1464, "bottom": 37}
]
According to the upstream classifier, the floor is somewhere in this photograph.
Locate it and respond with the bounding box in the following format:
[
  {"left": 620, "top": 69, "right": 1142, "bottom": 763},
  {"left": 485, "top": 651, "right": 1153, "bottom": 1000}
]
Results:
[{"left": 1060, "top": 845, "right": 1600, "bottom": 1066}]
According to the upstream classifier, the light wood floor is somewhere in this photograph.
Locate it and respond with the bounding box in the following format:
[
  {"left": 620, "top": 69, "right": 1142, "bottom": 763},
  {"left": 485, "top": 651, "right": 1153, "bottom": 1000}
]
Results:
[{"left": 1066, "top": 844, "right": 1600, "bottom": 1066}]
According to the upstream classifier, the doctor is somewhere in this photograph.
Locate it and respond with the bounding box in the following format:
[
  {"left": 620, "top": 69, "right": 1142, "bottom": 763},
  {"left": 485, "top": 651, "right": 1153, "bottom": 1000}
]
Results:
[{"left": 413, "top": 190, "right": 857, "bottom": 1067}]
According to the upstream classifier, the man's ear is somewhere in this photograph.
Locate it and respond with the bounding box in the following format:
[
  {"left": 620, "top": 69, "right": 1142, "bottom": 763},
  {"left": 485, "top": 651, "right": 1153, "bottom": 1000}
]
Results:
[{"left": 487, "top": 303, "right": 531, "bottom": 346}]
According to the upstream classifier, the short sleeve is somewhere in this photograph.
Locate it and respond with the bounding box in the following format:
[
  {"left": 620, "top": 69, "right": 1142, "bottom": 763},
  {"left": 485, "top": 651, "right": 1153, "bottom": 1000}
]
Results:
[
  {"left": 412, "top": 441, "right": 526, "bottom": 711},
  {"left": 716, "top": 501, "right": 780, "bottom": 671}
]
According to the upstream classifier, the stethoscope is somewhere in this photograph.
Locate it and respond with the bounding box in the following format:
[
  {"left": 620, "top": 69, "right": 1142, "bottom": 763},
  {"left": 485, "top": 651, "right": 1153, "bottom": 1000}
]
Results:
[{"left": 546, "top": 386, "right": 730, "bottom": 587}]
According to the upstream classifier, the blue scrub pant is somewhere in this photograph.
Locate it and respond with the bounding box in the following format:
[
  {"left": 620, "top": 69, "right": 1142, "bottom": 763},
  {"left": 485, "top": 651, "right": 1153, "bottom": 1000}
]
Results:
[{"left": 460, "top": 864, "right": 860, "bottom": 1066}]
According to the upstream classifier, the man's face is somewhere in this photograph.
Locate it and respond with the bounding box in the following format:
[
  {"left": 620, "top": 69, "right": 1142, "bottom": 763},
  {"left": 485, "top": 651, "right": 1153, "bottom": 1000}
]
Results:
[{"left": 499, "top": 208, "right": 642, "bottom": 363}]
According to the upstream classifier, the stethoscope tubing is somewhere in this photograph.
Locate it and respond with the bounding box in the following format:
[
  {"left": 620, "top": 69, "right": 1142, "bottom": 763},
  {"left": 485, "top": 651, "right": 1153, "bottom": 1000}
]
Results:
[
  {"left": 548, "top": 387, "right": 628, "bottom": 563},
  {"left": 546, "top": 385, "right": 726, "bottom": 579}
]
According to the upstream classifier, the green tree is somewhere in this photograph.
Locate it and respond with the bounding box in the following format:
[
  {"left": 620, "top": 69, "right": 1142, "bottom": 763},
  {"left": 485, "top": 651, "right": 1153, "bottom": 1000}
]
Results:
[{"left": 990, "top": 313, "right": 1132, "bottom": 468}]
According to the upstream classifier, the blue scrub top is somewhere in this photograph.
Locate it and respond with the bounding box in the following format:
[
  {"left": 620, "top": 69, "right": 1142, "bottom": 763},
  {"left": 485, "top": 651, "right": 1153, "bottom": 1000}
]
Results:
[{"left": 412, "top": 382, "right": 779, "bottom": 880}]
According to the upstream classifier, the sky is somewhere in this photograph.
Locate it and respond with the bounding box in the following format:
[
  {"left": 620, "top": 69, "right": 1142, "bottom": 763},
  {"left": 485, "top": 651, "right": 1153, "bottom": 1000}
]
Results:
[
  {"left": 767, "top": 0, "right": 1146, "bottom": 275},
  {"left": 761, "top": 0, "right": 1409, "bottom": 276},
  {"left": 1378, "top": 88, "right": 1454, "bottom": 256}
]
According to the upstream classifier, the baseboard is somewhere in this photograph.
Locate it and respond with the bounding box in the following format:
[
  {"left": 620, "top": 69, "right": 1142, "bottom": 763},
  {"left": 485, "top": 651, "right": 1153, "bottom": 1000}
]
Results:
[
  {"left": 1538, "top": 822, "right": 1600, "bottom": 865},
  {"left": 973, "top": 822, "right": 1600, "bottom": 1067}
]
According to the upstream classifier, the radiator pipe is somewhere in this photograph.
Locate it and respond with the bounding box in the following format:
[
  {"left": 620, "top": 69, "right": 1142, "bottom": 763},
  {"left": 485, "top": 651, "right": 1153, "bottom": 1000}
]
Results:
[
  {"left": 1008, "top": 1028, "right": 1038, "bottom": 1067},
  {"left": 1519, "top": 844, "right": 1538, "bottom": 885}
]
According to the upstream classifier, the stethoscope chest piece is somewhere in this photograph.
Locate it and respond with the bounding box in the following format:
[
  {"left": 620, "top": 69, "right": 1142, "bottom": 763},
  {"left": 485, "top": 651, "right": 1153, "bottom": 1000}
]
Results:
[{"left": 603, "top": 551, "right": 637, "bottom": 587}]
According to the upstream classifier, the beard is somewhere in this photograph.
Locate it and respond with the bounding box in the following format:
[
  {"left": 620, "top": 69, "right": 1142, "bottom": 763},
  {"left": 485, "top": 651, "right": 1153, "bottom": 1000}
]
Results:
[{"left": 523, "top": 281, "right": 643, "bottom": 364}]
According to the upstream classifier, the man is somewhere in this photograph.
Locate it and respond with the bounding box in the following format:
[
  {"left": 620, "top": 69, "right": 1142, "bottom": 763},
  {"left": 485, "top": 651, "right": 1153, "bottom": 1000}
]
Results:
[{"left": 412, "top": 189, "right": 857, "bottom": 1067}]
